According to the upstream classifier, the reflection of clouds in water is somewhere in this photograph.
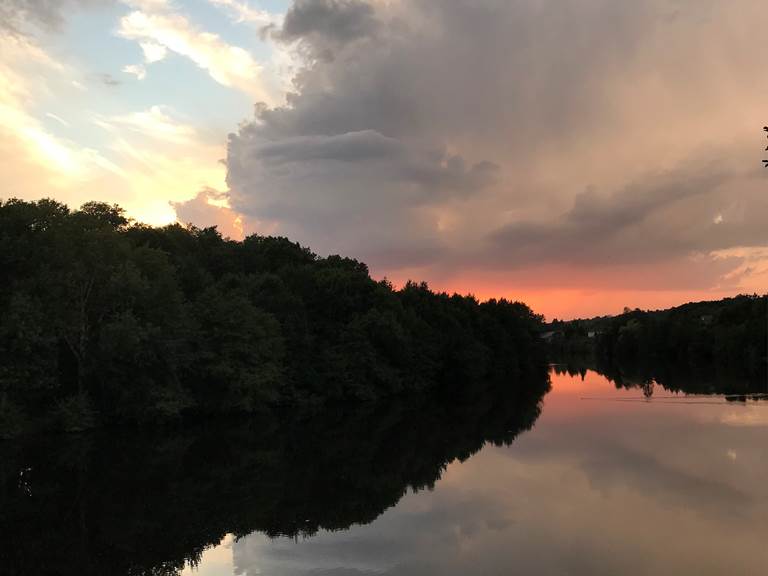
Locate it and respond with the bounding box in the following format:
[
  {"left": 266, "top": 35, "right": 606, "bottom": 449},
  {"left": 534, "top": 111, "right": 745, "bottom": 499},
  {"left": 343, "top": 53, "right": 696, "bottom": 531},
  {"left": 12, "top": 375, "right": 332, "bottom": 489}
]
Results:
[
  {"left": 232, "top": 488, "right": 514, "bottom": 576},
  {"left": 720, "top": 407, "right": 768, "bottom": 427},
  {"left": 233, "top": 450, "right": 768, "bottom": 575},
  {"left": 181, "top": 534, "right": 235, "bottom": 576},
  {"left": 508, "top": 425, "right": 754, "bottom": 519},
  {"left": 222, "top": 370, "right": 768, "bottom": 576}
]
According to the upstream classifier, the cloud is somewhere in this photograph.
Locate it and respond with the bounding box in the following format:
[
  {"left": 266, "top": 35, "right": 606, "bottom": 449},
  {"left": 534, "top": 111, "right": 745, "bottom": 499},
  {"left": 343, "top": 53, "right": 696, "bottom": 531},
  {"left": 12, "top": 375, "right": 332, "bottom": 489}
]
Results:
[
  {"left": 171, "top": 188, "right": 247, "bottom": 240},
  {"left": 4, "top": 0, "right": 766, "bottom": 316},
  {"left": 96, "top": 105, "right": 197, "bottom": 144},
  {"left": 0, "top": 4, "right": 229, "bottom": 229},
  {"left": 0, "top": 34, "right": 122, "bottom": 185},
  {"left": 123, "top": 0, "right": 169, "bottom": 11},
  {"left": 117, "top": 3, "right": 272, "bottom": 101},
  {"left": 218, "top": 0, "right": 768, "bottom": 305},
  {"left": 488, "top": 159, "right": 743, "bottom": 268},
  {"left": 710, "top": 247, "right": 768, "bottom": 295},
  {"left": 123, "top": 64, "right": 147, "bottom": 80},
  {"left": 45, "top": 112, "right": 70, "bottom": 127},
  {"left": 254, "top": 129, "right": 401, "bottom": 163},
  {"left": 208, "top": 0, "right": 278, "bottom": 29},
  {"left": 95, "top": 72, "right": 121, "bottom": 86},
  {"left": 247, "top": 128, "right": 497, "bottom": 189},
  {"left": 140, "top": 41, "right": 168, "bottom": 63},
  {"left": 121, "top": 37, "right": 168, "bottom": 82},
  {"left": 278, "top": 0, "right": 378, "bottom": 52},
  {"left": 0, "top": 30, "right": 226, "bottom": 226},
  {"left": 0, "top": 0, "right": 113, "bottom": 34},
  {"left": 227, "top": 124, "right": 496, "bottom": 268},
  {"left": 88, "top": 105, "right": 227, "bottom": 224}
]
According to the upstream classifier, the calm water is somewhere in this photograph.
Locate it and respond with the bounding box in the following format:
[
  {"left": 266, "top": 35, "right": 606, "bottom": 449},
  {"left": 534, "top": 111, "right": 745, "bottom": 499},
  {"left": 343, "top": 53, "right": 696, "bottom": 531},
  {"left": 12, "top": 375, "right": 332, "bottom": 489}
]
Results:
[
  {"left": 3, "top": 367, "right": 768, "bottom": 575},
  {"left": 185, "top": 368, "right": 768, "bottom": 576}
]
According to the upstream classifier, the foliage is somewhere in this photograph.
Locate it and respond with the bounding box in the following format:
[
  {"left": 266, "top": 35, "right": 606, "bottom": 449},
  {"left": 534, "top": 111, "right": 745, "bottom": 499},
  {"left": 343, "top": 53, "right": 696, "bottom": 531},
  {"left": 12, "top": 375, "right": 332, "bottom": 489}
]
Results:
[
  {"left": 0, "top": 198, "right": 547, "bottom": 435},
  {"left": 55, "top": 393, "right": 97, "bottom": 433},
  {"left": 546, "top": 295, "right": 768, "bottom": 391},
  {"left": 593, "top": 296, "right": 767, "bottom": 373}
]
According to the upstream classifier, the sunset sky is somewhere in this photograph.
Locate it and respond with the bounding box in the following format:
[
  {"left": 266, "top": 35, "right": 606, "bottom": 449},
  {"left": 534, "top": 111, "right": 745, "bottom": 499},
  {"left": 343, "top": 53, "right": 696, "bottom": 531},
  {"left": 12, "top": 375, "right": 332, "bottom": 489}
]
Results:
[{"left": 2, "top": 0, "right": 767, "bottom": 319}]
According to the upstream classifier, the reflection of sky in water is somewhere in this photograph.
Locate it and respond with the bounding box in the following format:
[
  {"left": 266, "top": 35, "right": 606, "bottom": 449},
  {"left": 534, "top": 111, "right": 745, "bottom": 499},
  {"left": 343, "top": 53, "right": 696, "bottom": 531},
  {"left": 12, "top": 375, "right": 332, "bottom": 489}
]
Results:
[{"left": 184, "top": 369, "right": 768, "bottom": 575}]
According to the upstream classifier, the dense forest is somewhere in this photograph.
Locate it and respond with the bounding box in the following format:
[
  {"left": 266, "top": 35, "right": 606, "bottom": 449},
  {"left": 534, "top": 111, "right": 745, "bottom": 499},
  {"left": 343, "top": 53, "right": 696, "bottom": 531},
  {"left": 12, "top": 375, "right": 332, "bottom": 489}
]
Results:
[
  {"left": 547, "top": 295, "right": 768, "bottom": 394},
  {"left": 0, "top": 199, "right": 546, "bottom": 437},
  {"left": 0, "top": 371, "right": 549, "bottom": 576}
]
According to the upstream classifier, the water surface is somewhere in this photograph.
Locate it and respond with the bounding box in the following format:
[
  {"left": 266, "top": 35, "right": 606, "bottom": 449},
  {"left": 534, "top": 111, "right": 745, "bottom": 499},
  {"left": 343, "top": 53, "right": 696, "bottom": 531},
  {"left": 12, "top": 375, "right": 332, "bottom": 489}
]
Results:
[
  {"left": 3, "top": 367, "right": 768, "bottom": 575},
  {"left": 186, "top": 368, "right": 768, "bottom": 576}
]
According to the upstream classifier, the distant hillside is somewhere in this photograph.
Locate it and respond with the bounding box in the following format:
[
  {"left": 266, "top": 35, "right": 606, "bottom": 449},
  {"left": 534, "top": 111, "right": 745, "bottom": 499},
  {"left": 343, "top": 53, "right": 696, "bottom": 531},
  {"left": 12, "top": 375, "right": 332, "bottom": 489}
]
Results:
[{"left": 545, "top": 295, "right": 768, "bottom": 380}]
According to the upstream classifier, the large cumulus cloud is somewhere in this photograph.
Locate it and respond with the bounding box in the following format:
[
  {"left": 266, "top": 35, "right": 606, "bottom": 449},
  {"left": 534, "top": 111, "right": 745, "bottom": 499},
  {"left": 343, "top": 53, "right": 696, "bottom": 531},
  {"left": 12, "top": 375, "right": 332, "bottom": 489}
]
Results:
[
  {"left": 217, "top": 0, "right": 768, "bottom": 304},
  {"left": 278, "top": 0, "right": 378, "bottom": 50}
]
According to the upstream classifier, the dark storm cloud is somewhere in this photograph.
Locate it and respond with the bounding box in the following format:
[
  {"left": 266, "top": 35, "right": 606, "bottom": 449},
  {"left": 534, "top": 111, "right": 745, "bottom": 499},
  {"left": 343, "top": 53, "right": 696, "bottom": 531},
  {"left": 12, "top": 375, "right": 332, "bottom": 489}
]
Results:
[
  {"left": 226, "top": 124, "right": 487, "bottom": 267},
  {"left": 490, "top": 161, "right": 736, "bottom": 267},
  {"left": 279, "top": 0, "right": 378, "bottom": 45},
  {"left": 251, "top": 130, "right": 498, "bottom": 191},
  {"left": 223, "top": 0, "right": 768, "bottom": 289},
  {"left": 487, "top": 157, "right": 768, "bottom": 273},
  {"left": 256, "top": 0, "right": 656, "bottom": 148},
  {"left": 255, "top": 130, "right": 401, "bottom": 163}
]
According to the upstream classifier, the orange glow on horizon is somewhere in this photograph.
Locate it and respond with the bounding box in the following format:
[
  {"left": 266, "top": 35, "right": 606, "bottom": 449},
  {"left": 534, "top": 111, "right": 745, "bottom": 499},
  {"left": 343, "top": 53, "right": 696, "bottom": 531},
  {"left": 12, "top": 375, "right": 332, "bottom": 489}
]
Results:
[{"left": 378, "top": 269, "right": 759, "bottom": 320}]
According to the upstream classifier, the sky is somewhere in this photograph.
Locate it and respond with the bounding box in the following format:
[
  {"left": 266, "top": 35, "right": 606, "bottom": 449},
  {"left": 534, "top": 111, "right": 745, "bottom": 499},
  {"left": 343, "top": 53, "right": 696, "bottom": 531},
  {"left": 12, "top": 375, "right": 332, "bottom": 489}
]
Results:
[{"left": 1, "top": 0, "right": 767, "bottom": 319}]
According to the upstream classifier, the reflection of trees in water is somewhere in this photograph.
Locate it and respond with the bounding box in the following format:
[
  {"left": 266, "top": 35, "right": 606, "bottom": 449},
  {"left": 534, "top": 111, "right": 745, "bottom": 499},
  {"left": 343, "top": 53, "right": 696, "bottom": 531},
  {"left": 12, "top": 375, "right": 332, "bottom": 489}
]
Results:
[
  {"left": 551, "top": 353, "right": 768, "bottom": 398},
  {"left": 548, "top": 295, "right": 767, "bottom": 398},
  {"left": 0, "top": 371, "right": 550, "bottom": 576},
  {"left": 641, "top": 379, "right": 655, "bottom": 399}
]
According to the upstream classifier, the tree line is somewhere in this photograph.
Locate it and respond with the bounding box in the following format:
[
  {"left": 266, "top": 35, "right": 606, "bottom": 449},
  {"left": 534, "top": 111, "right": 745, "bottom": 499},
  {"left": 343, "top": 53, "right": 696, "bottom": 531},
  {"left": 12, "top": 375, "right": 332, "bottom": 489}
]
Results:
[
  {"left": 0, "top": 198, "right": 546, "bottom": 437},
  {"left": 547, "top": 295, "right": 768, "bottom": 393}
]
